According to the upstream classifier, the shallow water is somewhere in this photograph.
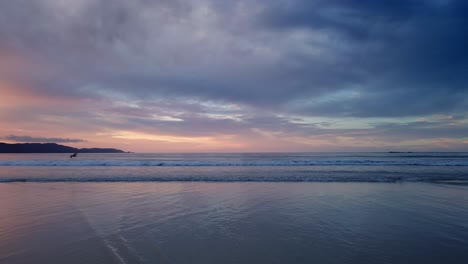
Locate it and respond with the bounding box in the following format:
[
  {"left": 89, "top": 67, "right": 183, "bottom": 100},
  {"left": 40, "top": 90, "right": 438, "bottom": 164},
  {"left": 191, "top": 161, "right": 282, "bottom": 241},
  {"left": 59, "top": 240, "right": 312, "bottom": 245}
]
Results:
[
  {"left": 1, "top": 153, "right": 468, "bottom": 182},
  {"left": 1, "top": 182, "right": 468, "bottom": 264}
]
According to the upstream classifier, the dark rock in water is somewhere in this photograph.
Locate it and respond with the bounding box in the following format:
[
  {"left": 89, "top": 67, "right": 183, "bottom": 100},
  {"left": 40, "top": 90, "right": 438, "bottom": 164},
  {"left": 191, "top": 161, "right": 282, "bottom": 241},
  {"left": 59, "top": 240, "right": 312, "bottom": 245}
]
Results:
[{"left": 0, "top": 142, "right": 125, "bottom": 153}]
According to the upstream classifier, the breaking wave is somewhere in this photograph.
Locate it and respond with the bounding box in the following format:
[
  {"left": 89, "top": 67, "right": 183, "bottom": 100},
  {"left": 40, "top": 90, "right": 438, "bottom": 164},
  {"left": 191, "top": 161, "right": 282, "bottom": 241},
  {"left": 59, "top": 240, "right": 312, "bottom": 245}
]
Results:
[
  {"left": 1, "top": 175, "right": 467, "bottom": 183},
  {"left": 0, "top": 159, "right": 467, "bottom": 166}
]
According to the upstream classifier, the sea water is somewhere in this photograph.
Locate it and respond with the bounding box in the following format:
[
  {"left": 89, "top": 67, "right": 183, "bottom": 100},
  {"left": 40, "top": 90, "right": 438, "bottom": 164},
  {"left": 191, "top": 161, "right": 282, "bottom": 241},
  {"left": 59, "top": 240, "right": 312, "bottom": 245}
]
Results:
[
  {"left": 0, "top": 152, "right": 467, "bottom": 182},
  {"left": 1, "top": 153, "right": 468, "bottom": 263}
]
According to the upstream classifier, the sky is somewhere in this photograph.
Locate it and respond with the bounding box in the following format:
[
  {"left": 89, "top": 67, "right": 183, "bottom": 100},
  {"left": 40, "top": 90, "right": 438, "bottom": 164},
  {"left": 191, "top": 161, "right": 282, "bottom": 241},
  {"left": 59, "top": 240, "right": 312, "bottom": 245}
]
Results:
[{"left": 1, "top": 0, "right": 468, "bottom": 152}]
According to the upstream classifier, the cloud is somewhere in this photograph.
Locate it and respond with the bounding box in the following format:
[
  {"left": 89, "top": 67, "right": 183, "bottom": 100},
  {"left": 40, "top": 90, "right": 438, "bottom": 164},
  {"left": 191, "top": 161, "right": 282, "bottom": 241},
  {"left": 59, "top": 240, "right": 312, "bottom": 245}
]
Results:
[
  {"left": 260, "top": 0, "right": 468, "bottom": 116},
  {"left": 1, "top": 0, "right": 467, "bottom": 118},
  {"left": 3, "top": 135, "right": 86, "bottom": 143},
  {"left": 0, "top": 0, "right": 467, "bottom": 151}
]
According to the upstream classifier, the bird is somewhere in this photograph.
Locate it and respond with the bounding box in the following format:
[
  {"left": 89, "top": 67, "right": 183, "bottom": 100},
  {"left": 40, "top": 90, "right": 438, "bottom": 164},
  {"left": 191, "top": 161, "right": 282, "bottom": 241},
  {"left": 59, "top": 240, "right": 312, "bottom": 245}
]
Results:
[{"left": 70, "top": 153, "right": 78, "bottom": 158}]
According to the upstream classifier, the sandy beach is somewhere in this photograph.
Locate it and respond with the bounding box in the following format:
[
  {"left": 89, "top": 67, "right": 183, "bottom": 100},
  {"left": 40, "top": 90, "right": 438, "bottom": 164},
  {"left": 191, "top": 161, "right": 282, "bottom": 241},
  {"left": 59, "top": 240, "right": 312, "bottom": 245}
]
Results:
[{"left": 2, "top": 181, "right": 468, "bottom": 264}]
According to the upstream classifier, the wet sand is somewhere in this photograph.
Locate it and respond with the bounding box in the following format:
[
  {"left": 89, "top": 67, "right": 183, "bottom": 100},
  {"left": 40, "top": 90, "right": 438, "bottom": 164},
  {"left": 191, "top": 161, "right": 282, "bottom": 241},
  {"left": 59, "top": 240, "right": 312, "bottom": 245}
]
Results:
[{"left": 1, "top": 182, "right": 468, "bottom": 264}]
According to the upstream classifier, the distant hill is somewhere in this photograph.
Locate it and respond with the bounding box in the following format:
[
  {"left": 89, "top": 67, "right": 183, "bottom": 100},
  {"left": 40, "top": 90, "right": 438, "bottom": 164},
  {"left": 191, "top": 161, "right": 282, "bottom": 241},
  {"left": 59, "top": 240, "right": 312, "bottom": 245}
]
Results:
[{"left": 0, "top": 142, "right": 125, "bottom": 153}]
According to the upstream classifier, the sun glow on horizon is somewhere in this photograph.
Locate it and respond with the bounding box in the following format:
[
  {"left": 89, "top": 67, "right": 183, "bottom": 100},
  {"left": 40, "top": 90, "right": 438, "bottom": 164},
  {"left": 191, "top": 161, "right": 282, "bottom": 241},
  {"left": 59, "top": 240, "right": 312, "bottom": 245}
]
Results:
[{"left": 1, "top": 1, "right": 468, "bottom": 152}]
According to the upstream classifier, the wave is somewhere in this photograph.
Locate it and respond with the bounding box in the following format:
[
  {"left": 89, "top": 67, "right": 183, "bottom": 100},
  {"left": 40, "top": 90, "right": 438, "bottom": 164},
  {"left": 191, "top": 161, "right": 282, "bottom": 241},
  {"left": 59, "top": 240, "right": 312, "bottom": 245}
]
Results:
[
  {"left": 1, "top": 175, "right": 467, "bottom": 183},
  {"left": 0, "top": 159, "right": 467, "bottom": 166}
]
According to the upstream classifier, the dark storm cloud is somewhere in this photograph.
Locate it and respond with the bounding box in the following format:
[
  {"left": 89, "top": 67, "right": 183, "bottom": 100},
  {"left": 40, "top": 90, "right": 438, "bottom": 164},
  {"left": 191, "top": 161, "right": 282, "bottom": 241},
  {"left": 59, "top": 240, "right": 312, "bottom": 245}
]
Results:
[
  {"left": 262, "top": 0, "right": 468, "bottom": 116},
  {"left": 3, "top": 135, "right": 86, "bottom": 143},
  {"left": 0, "top": 0, "right": 467, "bottom": 119},
  {"left": 261, "top": 0, "right": 424, "bottom": 39}
]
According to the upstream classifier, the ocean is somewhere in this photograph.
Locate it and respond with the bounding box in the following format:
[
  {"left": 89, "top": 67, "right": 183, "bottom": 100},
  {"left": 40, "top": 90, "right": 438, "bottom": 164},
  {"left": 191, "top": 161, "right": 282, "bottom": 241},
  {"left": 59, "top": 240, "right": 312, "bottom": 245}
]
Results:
[
  {"left": 1, "top": 152, "right": 468, "bottom": 263},
  {"left": 0, "top": 152, "right": 467, "bottom": 182}
]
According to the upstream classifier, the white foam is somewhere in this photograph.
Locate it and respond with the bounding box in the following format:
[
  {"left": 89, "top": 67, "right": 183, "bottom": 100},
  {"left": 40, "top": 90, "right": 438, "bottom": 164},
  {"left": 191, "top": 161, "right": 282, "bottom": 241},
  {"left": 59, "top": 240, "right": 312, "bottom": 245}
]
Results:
[
  {"left": 0, "top": 159, "right": 467, "bottom": 166},
  {"left": 1, "top": 174, "right": 467, "bottom": 183}
]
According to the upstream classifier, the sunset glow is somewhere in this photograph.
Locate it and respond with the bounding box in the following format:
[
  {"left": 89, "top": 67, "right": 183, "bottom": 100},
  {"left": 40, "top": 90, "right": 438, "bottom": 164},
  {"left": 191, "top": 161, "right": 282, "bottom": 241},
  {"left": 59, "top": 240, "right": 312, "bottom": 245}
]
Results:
[{"left": 1, "top": 1, "right": 467, "bottom": 152}]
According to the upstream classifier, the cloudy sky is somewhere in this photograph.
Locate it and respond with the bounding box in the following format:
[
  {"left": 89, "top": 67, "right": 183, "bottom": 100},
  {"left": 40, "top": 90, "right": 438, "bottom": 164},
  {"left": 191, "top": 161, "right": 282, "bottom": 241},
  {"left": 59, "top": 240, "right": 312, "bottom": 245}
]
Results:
[{"left": 1, "top": 0, "right": 467, "bottom": 152}]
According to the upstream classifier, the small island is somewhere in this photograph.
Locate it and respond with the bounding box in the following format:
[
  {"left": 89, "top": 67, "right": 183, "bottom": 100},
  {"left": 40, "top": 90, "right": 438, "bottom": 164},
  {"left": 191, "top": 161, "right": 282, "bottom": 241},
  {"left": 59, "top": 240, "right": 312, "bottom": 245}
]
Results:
[{"left": 0, "top": 142, "right": 126, "bottom": 153}]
